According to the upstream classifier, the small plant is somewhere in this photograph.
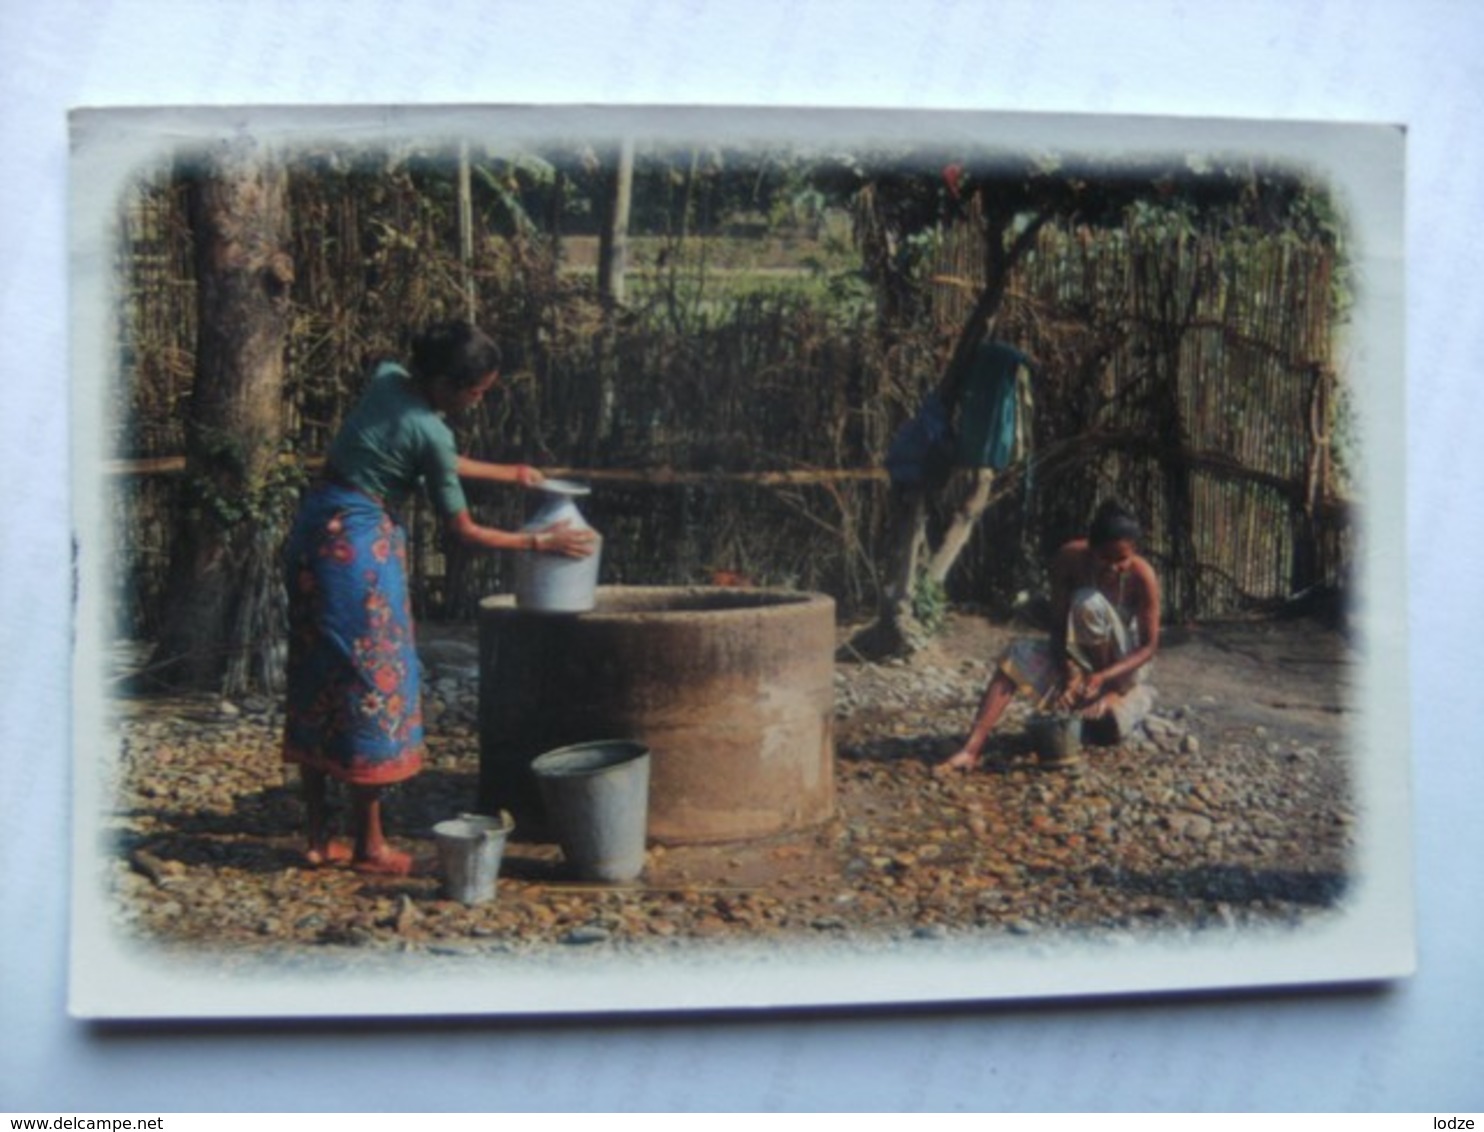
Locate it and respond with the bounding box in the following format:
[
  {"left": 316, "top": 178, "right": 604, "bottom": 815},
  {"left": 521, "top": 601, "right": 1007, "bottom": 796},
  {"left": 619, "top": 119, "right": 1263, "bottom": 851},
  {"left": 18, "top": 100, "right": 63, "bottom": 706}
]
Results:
[
  {"left": 911, "top": 571, "right": 949, "bottom": 636},
  {"left": 182, "top": 428, "right": 306, "bottom": 531}
]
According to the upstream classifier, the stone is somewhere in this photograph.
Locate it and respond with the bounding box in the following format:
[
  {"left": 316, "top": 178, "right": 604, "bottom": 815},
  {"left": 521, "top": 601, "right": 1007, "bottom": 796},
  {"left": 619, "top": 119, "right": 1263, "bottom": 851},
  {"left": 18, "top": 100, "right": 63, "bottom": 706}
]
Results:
[
  {"left": 419, "top": 639, "right": 480, "bottom": 668},
  {"left": 394, "top": 895, "right": 421, "bottom": 933},
  {"left": 563, "top": 926, "right": 611, "bottom": 945},
  {"left": 1144, "top": 716, "right": 1178, "bottom": 739},
  {"left": 1168, "top": 812, "right": 1215, "bottom": 841}
]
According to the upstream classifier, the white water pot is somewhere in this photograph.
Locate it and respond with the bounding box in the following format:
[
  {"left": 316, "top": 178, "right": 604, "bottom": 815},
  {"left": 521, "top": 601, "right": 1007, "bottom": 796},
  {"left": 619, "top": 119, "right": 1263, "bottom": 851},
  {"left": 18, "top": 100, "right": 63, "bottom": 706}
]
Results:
[{"left": 512, "top": 478, "right": 602, "bottom": 613}]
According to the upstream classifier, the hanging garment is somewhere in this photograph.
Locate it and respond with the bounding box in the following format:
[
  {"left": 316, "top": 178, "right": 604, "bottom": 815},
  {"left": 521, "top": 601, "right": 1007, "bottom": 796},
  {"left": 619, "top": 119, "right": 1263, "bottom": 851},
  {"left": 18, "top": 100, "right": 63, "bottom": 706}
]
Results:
[
  {"left": 955, "top": 341, "right": 1031, "bottom": 470},
  {"left": 885, "top": 391, "right": 956, "bottom": 488}
]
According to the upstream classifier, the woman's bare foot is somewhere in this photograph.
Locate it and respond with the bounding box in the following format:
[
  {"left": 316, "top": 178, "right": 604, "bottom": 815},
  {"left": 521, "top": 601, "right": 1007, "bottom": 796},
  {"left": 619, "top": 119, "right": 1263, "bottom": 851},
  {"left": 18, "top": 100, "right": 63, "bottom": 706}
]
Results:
[
  {"left": 934, "top": 748, "right": 980, "bottom": 775},
  {"left": 304, "top": 840, "right": 352, "bottom": 868},
  {"left": 352, "top": 846, "right": 414, "bottom": 876}
]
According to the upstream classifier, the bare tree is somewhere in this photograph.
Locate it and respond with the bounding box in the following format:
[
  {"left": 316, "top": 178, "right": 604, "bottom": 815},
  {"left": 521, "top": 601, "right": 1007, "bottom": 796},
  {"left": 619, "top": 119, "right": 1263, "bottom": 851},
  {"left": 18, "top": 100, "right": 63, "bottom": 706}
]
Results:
[
  {"left": 850, "top": 189, "right": 1050, "bottom": 660},
  {"left": 840, "top": 153, "right": 1304, "bottom": 659}
]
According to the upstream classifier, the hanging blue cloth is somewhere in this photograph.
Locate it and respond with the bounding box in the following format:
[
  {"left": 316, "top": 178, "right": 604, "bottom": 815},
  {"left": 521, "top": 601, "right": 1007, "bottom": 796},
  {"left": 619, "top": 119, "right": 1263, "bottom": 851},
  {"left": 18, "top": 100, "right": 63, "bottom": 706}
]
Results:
[
  {"left": 886, "top": 391, "right": 955, "bottom": 488},
  {"left": 955, "top": 341, "right": 1030, "bottom": 470}
]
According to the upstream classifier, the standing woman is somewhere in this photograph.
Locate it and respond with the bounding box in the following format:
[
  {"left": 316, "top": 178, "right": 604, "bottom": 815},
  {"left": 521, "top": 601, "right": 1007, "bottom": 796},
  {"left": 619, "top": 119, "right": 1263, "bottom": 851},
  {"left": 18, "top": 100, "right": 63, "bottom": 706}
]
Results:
[{"left": 282, "top": 321, "right": 594, "bottom": 874}]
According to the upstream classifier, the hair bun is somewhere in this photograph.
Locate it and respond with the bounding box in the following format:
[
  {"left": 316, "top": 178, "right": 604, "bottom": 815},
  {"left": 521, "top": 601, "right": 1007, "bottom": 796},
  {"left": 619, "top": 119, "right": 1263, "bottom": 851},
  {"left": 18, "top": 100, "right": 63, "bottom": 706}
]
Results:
[
  {"left": 410, "top": 321, "right": 502, "bottom": 389},
  {"left": 1089, "top": 499, "right": 1141, "bottom": 546}
]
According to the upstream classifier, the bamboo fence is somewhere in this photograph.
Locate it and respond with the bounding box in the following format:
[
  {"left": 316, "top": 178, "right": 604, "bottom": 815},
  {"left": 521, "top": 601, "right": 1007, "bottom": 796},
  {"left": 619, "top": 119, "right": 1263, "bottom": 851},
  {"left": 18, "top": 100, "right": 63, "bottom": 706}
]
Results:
[{"left": 110, "top": 169, "right": 1349, "bottom": 638}]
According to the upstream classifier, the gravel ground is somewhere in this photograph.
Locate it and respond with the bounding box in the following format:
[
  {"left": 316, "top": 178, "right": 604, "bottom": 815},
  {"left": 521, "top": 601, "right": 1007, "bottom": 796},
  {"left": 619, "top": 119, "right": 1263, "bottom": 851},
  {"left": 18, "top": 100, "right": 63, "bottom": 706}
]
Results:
[{"left": 96, "top": 610, "right": 1356, "bottom": 966}]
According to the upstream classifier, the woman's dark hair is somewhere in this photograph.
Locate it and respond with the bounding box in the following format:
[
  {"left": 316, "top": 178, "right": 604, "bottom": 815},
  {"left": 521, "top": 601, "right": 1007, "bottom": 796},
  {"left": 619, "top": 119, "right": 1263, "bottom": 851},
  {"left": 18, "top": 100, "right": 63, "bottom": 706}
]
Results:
[
  {"left": 1089, "top": 499, "right": 1141, "bottom": 547},
  {"left": 409, "top": 321, "right": 502, "bottom": 389}
]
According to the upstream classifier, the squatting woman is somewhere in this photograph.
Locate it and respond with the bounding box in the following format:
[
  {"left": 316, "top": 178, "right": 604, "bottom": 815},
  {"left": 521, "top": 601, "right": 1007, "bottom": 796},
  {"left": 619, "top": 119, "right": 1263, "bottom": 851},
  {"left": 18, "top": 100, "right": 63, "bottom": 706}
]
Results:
[{"left": 937, "top": 499, "right": 1160, "bottom": 773}]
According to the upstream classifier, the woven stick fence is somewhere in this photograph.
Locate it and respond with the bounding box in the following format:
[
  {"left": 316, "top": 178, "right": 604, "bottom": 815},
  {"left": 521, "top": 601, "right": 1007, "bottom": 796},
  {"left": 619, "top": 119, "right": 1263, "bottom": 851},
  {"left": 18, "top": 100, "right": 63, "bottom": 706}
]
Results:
[
  {"left": 933, "top": 213, "right": 1347, "bottom": 619},
  {"left": 110, "top": 167, "right": 1348, "bottom": 640}
]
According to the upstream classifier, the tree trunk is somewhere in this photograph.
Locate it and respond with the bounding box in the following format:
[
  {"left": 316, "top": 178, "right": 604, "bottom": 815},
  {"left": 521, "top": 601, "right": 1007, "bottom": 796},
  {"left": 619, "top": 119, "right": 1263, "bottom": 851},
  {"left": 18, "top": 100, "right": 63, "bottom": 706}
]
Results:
[
  {"left": 849, "top": 202, "right": 1048, "bottom": 660},
  {"left": 147, "top": 142, "right": 294, "bottom": 694},
  {"left": 926, "top": 467, "right": 997, "bottom": 585},
  {"left": 841, "top": 486, "right": 931, "bottom": 661}
]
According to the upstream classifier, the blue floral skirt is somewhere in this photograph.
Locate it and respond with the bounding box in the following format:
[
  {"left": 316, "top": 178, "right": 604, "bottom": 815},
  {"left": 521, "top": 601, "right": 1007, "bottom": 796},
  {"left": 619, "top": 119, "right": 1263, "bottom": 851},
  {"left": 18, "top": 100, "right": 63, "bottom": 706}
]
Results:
[{"left": 281, "top": 483, "right": 424, "bottom": 786}]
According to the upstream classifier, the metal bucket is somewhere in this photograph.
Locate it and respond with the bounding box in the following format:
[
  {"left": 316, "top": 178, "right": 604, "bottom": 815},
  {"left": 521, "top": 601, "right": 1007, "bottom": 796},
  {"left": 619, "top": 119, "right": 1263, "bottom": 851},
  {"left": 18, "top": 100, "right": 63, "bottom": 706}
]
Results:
[
  {"left": 531, "top": 740, "right": 650, "bottom": 883},
  {"left": 513, "top": 479, "right": 602, "bottom": 614},
  {"left": 432, "top": 811, "right": 514, "bottom": 904},
  {"left": 1028, "top": 712, "right": 1083, "bottom": 764}
]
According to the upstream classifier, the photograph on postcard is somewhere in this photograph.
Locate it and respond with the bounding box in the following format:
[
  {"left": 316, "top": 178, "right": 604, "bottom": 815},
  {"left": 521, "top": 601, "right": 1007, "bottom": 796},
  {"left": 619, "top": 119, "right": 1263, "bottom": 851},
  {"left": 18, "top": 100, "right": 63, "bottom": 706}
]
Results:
[{"left": 68, "top": 105, "right": 1411, "bottom": 1019}]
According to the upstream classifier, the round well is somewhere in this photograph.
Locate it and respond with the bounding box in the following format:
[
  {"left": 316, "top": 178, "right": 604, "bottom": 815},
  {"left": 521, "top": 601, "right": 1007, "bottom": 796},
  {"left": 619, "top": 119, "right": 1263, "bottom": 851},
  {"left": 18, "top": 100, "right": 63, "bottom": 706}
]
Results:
[{"left": 478, "top": 585, "right": 836, "bottom": 844}]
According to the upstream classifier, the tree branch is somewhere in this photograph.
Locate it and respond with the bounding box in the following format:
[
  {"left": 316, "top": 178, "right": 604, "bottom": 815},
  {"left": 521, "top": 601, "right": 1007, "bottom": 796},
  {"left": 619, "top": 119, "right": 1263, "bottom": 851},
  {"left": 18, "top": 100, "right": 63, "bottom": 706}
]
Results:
[{"left": 935, "top": 206, "right": 1052, "bottom": 408}]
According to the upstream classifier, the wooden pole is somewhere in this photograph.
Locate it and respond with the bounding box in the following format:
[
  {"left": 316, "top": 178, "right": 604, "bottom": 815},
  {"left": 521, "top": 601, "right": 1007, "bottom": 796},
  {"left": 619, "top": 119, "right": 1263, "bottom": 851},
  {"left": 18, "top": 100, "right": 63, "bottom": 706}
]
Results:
[
  {"left": 458, "top": 140, "right": 476, "bottom": 322},
  {"left": 105, "top": 455, "right": 890, "bottom": 487}
]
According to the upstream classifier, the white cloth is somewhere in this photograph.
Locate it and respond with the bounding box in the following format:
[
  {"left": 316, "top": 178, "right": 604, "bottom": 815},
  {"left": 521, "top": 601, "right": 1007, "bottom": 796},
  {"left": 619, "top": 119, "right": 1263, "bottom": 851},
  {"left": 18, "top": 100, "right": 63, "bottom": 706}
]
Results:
[
  {"left": 999, "top": 587, "right": 1149, "bottom": 706},
  {"left": 1064, "top": 585, "right": 1139, "bottom": 678}
]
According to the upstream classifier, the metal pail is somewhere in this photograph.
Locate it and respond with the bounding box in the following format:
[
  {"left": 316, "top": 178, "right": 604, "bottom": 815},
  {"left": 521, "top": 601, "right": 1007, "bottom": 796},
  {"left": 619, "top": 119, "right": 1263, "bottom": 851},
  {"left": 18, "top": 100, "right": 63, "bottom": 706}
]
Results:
[
  {"left": 1028, "top": 712, "right": 1083, "bottom": 764},
  {"left": 530, "top": 740, "right": 650, "bottom": 883},
  {"left": 432, "top": 811, "right": 514, "bottom": 904}
]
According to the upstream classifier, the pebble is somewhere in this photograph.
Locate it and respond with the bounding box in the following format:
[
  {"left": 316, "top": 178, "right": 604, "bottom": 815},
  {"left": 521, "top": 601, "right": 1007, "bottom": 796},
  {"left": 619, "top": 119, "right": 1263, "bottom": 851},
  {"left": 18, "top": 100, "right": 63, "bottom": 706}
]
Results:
[
  {"left": 103, "top": 616, "right": 1354, "bottom": 959},
  {"left": 1144, "top": 716, "right": 1178, "bottom": 739},
  {"left": 395, "top": 895, "right": 421, "bottom": 933},
  {"left": 1166, "top": 812, "right": 1216, "bottom": 841},
  {"left": 563, "top": 926, "right": 611, "bottom": 945}
]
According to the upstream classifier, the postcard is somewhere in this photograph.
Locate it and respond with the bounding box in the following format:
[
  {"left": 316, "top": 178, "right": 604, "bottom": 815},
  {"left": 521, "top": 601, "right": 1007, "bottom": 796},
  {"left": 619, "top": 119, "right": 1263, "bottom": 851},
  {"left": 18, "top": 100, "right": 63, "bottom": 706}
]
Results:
[{"left": 69, "top": 104, "right": 1410, "bottom": 1019}]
